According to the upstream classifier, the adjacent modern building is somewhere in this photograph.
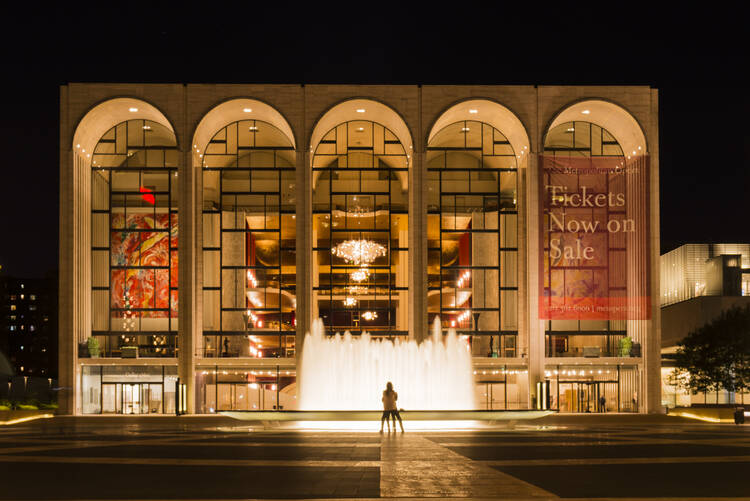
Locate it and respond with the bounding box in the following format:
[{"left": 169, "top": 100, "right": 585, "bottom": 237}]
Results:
[
  {"left": 660, "top": 243, "right": 750, "bottom": 407},
  {"left": 59, "top": 84, "right": 661, "bottom": 415},
  {"left": 1, "top": 274, "right": 58, "bottom": 378}
]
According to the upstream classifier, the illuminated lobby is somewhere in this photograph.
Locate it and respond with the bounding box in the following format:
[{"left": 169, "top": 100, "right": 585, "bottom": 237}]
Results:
[{"left": 58, "top": 84, "right": 661, "bottom": 415}]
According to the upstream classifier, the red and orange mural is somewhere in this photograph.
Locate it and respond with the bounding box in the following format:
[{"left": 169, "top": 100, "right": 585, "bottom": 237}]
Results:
[{"left": 111, "top": 213, "right": 178, "bottom": 318}]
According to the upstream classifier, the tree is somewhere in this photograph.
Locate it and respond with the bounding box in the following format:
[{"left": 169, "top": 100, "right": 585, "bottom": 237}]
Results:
[{"left": 672, "top": 305, "right": 750, "bottom": 396}]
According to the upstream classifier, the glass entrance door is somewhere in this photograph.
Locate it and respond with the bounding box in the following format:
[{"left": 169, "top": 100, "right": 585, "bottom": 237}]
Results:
[
  {"left": 144, "top": 384, "right": 163, "bottom": 414},
  {"left": 477, "top": 382, "right": 507, "bottom": 409},
  {"left": 557, "top": 381, "right": 618, "bottom": 412},
  {"left": 122, "top": 384, "right": 141, "bottom": 414},
  {"left": 102, "top": 383, "right": 117, "bottom": 413}
]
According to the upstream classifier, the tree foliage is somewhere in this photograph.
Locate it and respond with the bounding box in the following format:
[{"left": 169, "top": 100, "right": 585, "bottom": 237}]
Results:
[{"left": 673, "top": 305, "right": 750, "bottom": 395}]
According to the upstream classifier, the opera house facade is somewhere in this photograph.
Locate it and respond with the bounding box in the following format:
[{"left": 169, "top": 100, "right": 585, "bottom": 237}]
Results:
[{"left": 59, "top": 84, "right": 660, "bottom": 415}]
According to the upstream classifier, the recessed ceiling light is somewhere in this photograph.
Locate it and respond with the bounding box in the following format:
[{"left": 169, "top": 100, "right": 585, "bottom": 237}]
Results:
[
  {"left": 566, "top": 127, "right": 574, "bottom": 132},
  {"left": 356, "top": 127, "right": 364, "bottom": 132},
  {"left": 243, "top": 108, "right": 252, "bottom": 113},
  {"left": 143, "top": 125, "right": 151, "bottom": 130},
  {"left": 356, "top": 108, "right": 365, "bottom": 113},
  {"left": 581, "top": 109, "right": 590, "bottom": 114},
  {"left": 461, "top": 127, "right": 470, "bottom": 132},
  {"left": 469, "top": 109, "right": 478, "bottom": 114},
  {"left": 76, "top": 144, "right": 80, "bottom": 148},
  {"left": 128, "top": 107, "right": 138, "bottom": 112},
  {"left": 249, "top": 126, "right": 258, "bottom": 131}
]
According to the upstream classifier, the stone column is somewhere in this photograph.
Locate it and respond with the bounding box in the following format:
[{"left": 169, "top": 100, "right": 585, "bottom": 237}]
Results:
[
  {"left": 409, "top": 148, "right": 426, "bottom": 341},
  {"left": 178, "top": 135, "right": 197, "bottom": 414},
  {"left": 645, "top": 89, "right": 662, "bottom": 414},
  {"left": 517, "top": 168, "right": 528, "bottom": 362},
  {"left": 296, "top": 149, "right": 312, "bottom": 354},
  {"left": 60, "top": 146, "right": 90, "bottom": 415},
  {"left": 526, "top": 152, "right": 544, "bottom": 409},
  {"left": 58, "top": 87, "right": 78, "bottom": 414}
]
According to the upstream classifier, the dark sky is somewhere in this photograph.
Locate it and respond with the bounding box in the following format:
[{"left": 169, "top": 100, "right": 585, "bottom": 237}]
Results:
[{"left": 0, "top": 6, "right": 746, "bottom": 278}]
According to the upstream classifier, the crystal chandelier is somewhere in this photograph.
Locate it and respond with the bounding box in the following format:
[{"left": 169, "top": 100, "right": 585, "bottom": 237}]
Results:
[
  {"left": 362, "top": 311, "right": 378, "bottom": 321},
  {"left": 331, "top": 239, "right": 386, "bottom": 266},
  {"left": 350, "top": 267, "right": 370, "bottom": 282}
]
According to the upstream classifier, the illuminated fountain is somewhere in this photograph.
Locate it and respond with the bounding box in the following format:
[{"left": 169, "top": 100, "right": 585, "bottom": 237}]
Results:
[{"left": 298, "top": 317, "right": 476, "bottom": 411}]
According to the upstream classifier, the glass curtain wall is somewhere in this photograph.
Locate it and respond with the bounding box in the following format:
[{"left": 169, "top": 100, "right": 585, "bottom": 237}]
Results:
[
  {"left": 542, "top": 121, "right": 626, "bottom": 358},
  {"left": 90, "top": 120, "right": 179, "bottom": 358},
  {"left": 474, "top": 366, "right": 529, "bottom": 409},
  {"left": 81, "top": 365, "right": 177, "bottom": 414},
  {"left": 426, "top": 121, "right": 519, "bottom": 357},
  {"left": 196, "top": 366, "right": 296, "bottom": 413},
  {"left": 312, "top": 121, "right": 409, "bottom": 335},
  {"left": 202, "top": 120, "right": 296, "bottom": 358},
  {"left": 546, "top": 365, "right": 639, "bottom": 412}
]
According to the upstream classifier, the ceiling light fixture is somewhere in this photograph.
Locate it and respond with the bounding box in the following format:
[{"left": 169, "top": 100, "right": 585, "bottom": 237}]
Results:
[
  {"left": 356, "top": 108, "right": 365, "bottom": 113},
  {"left": 332, "top": 239, "right": 386, "bottom": 266},
  {"left": 128, "top": 107, "right": 138, "bottom": 112},
  {"left": 350, "top": 267, "right": 370, "bottom": 282},
  {"left": 468, "top": 109, "right": 478, "bottom": 114},
  {"left": 243, "top": 108, "right": 252, "bottom": 113},
  {"left": 581, "top": 109, "right": 590, "bottom": 114},
  {"left": 362, "top": 311, "right": 378, "bottom": 321}
]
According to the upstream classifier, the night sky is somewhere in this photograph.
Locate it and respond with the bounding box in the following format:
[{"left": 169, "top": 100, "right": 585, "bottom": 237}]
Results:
[{"left": 0, "top": 6, "right": 746, "bottom": 278}]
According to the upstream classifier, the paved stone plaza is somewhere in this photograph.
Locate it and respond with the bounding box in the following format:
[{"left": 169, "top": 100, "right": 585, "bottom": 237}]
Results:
[{"left": 0, "top": 415, "right": 748, "bottom": 500}]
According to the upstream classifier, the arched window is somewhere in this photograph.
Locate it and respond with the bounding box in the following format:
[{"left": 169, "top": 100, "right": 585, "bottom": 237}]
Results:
[
  {"left": 312, "top": 120, "right": 409, "bottom": 335},
  {"left": 426, "top": 120, "right": 519, "bottom": 357},
  {"left": 545, "top": 121, "right": 624, "bottom": 157},
  {"left": 90, "top": 119, "right": 179, "bottom": 357},
  {"left": 543, "top": 120, "right": 625, "bottom": 358},
  {"left": 201, "top": 120, "right": 296, "bottom": 359}
]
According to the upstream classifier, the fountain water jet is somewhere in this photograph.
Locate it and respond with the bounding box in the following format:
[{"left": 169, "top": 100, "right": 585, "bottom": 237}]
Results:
[{"left": 298, "top": 317, "right": 476, "bottom": 411}]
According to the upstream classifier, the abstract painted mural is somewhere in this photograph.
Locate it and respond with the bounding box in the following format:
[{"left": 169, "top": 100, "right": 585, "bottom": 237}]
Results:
[{"left": 111, "top": 213, "right": 178, "bottom": 318}]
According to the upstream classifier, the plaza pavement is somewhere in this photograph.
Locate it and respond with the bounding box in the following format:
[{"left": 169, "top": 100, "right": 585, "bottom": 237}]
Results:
[{"left": 0, "top": 414, "right": 748, "bottom": 500}]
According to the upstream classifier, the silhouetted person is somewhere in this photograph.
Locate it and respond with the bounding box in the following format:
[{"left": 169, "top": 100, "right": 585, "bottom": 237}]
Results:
[
  {"left": 380, "top": 381, "right": 404, "bottom": 433},
  {"left": 599, "top": 395, "right": 606, "bottom": 413}
]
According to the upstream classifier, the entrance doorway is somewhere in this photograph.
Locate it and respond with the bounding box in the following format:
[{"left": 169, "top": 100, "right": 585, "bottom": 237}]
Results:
[
  {"left": 101, "top": 383, "right": 163, "bottom": 414},
  {"left": 557, "top": 381, "right": 617, "bottom": 413}
]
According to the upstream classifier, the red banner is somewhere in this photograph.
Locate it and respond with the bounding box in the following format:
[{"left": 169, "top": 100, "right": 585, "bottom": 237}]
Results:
[{"left": 539, "top": 155, "right": 650, "bottom": 320}]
